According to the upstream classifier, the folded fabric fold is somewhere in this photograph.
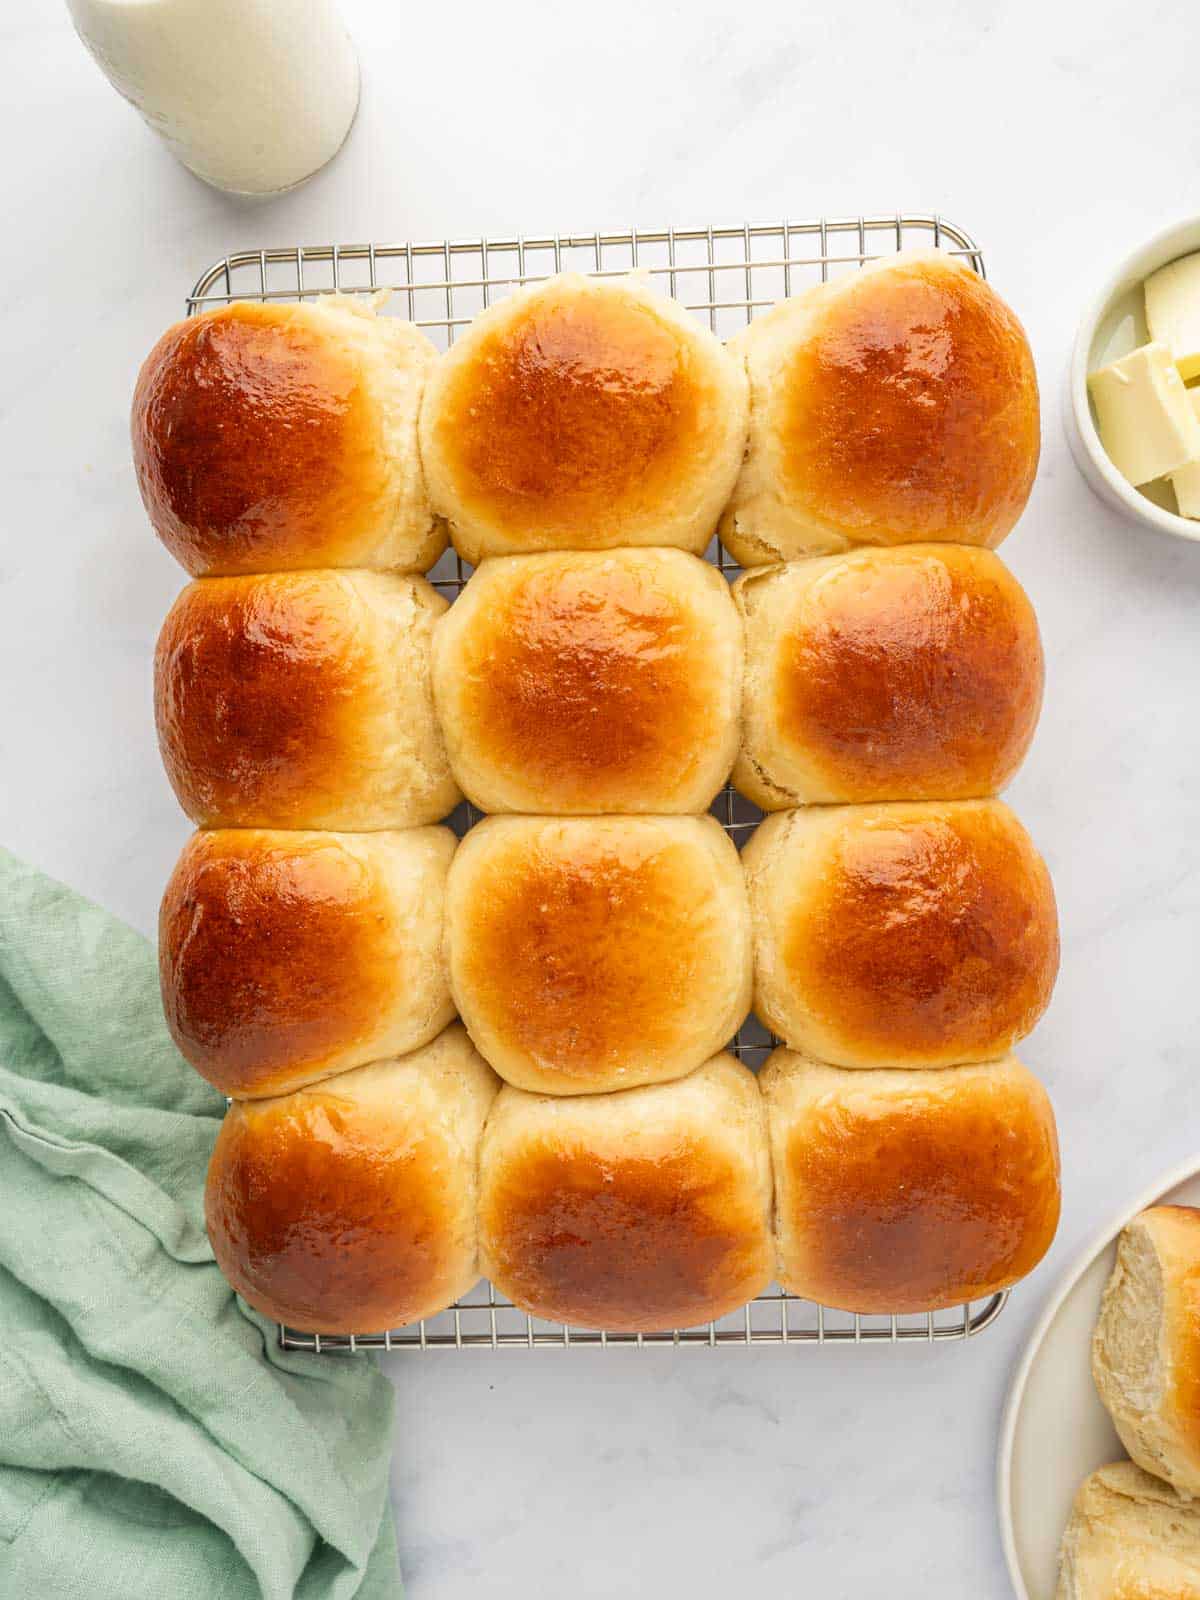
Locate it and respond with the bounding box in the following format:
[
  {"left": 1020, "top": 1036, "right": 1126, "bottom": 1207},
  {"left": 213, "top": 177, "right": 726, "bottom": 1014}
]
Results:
[{"left": 0, "top": 848, "right": 401, "bottom": 1600}]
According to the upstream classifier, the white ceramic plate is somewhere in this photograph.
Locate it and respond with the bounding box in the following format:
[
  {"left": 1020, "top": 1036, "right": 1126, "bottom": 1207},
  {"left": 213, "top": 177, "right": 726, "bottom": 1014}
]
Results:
[{"left": 998, "top": 1155, "right": 1200, "bottom": 1599}]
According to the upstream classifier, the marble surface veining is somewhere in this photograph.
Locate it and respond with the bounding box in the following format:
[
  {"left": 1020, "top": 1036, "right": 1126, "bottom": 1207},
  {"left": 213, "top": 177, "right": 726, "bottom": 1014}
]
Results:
[{"left": 3, "top": 1, "right": 1200, "bottom": 1593}]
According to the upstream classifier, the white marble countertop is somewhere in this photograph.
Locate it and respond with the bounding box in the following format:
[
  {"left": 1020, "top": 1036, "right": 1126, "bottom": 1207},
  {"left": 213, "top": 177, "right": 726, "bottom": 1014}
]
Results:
[{"left": 5, "top": 2, "right": 1200, "bottom": 1593}]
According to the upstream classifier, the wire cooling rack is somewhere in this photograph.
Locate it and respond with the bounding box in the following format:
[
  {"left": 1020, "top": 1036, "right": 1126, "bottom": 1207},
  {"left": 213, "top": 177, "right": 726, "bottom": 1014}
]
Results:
[{"left": 188, "top": 214, "right": 1009, "bottom": 1353}]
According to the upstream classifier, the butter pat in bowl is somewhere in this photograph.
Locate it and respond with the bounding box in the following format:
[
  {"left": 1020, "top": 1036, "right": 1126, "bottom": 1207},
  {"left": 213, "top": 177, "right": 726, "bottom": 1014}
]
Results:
[
  {"left": 1068, "top": 218, "right": 1200, "bottom": 544},
  {"left": 1088, "top": 344, "right": 1200, "bottom": 487}
]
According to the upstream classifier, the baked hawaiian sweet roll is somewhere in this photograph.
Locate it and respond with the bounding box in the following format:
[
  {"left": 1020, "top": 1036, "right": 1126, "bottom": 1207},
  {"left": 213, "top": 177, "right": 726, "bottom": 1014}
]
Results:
[
  {"left": 418, "top": 273, "right": 749, "bottom": 564},
  {"left": 205, "top": 1025, "right": 500, "bottom": 1333},
  {"left": 160, "top": 827, "right": 456, "bottom": 1098},
  {"left": 1057, "top": 1463, "right": 1200, "bottom": 1600},
  {"left": 1092, "top": 1206, "right": 1200, "bottom": 1497},
  {"left": 742, "top": 800, "right": 1058, "bottom": 1069},
  {"left": 478, "top": 1055, "right": 773, "bottom": 1331},
  {"left": 432, "top": 548, "right": 743, "bottom": 813},
  {"left": 155, "top": 570, "right": 460, "bottom": 830},
  {"left": 733, "top": 545, "right": 1044, "bottom": 807},
  {"left": 445, "top": 815, "right": 752, "bottom": 1094},
  {"left": 133, "top": 295, "right": 444, "bottom": 576},
  {"left": 761, "top": 1050, "right": 1060, "bottom": 1313},
  {"left": 720, "top": 251, "right": 1040, "bottom": 566}
]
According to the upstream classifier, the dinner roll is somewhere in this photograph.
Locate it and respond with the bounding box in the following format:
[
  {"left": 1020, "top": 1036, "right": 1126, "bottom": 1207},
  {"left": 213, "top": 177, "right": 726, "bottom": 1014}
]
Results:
[
  {"left": 160, "top": 828, "right": 455, "bottom": 1098},
  {"left": 733, "top": 545, "right": 1043, "bottom": 807},
  {"left": 761, "top": 1050, "right": 1060, "bottom": 1313},
  {"left": 1056, "top": 1463, "right": 1200, "bottom": 1600},
  {"left": 205, "top": 1026, "right": 500, "bottom": 1333},
  {"left": 155, "top": 570, "right": 460, "bottom": 830},
  {"left": 133, "top": 296, "right": 444, "bottom": 576},
  {"left": 720, "top": 251, "right": 1040, "bottom": 566},
  {"left": 432, "top": 548, "right": 743, "bottom": 813},
  {"left": 445, "top": 815, "right": 752, "bottom": 1094},
  {"left": 1093, "top": 1206, "right": 1200, "bottom": 1497},
  {"left": 742, "top": 800, "right": 1058, "bottom": 1069},
  {"left": 419, "top": 273, "right": 748, "bottom": 563},
  {"left": 479, "top": 1055, "right": 773, "bottom": 1331}
]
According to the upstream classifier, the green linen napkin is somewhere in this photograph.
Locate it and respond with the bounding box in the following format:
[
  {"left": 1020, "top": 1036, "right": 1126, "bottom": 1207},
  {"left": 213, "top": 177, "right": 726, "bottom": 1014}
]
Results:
[{"left": 0, "top": 848, "right": 402, "bottom": 1600}]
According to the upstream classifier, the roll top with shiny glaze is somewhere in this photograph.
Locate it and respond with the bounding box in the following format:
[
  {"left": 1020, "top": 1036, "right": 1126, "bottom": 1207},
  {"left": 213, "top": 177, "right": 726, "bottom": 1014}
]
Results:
[
  {"left": 155, "top": 569, "right": 460, "bottom": 831},
  {"left": 733, "top": 544, "right": 1044, "bottom": 807},
  {"left": 761, "top": 1049, "right": 1061, "bottom": 1314},
  {"left": 160, "top": 827, "right": 456, "bottom": 1098},
  {"left": 205, "top": 1026, "right": 500, "bottom": 1333},
  {"left": 721, "top": 251, "right": 1040, "bottom": 566},
  {"left": 478, "top": 1054, "right": 773, "bottom": 1332},
  {"left": 432, "top": 547, "right": 743, "bottom": 814},
  {"left": 742, "top": 799, "right": 1059, "bottom": 1070},
  {"left": 418, "top": 273, "right": 749, "bottom": 564},
  {"left": 445, "top": 814, "right": 752, "bottom": 1095},
  {"left": 133, "top": 297, "right": 444, "bottom": 576}
]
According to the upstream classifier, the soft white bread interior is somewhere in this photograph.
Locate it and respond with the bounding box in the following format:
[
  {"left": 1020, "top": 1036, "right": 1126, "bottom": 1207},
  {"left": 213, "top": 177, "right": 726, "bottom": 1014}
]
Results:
[
  {"left": 1056, "top": 1461, "right": 1200, "bottom": 1599},
  {"left": 732, "top": 545, "right": 1044, "bottom": 807},
  {"left": 1093, "top": 1206, "right": 1200, "bottom": 1498}
]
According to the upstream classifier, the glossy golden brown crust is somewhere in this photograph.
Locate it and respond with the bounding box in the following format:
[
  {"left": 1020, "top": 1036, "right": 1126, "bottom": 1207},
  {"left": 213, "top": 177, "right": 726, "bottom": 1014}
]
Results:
[
  {"left": 778, "top": 257, "right": 1039, "bottom": 547},
  {"left": 722, "top": 255, "right": 1040, "bottom": 566},
  {"left": 154, "top": 571, "right": 457, "bottom": 830},
  {"left": 432, "top": 550, "right": 742, "bottom": 813},
  {"left": 419, "top": 276, "right": 748, "bottom": 561},
  {"left": 479, "top": 1059, "right": 773, "bottom": 1331},
  {"left": 763, "top": 1052, "right": 1060, "bottom": 1313},
  {"left": 743, "top": 801, "right": 1059, "bottom": 1068},
  {"left": 734, "top": 546, "right": 1043, "bottom": 805},
  {"left": 793, "top": 807, "right": 1057, "bottom": 1060},
  {"left": 483, "top": 1144, "right": 764, "bottom": 1331},
  {"left": 156, "top": 574, "right": 354, "bottom": 826},
  {"left": 134, "top": 305, "right": 363, "bottom": 573},
  {"left": 207, "top": 1087, "right": 448, "bottom": 1332},
  {"left": 159, "top": 829, "right": 455, "bottom": 1097},
  {"left": 204, "top": 1030, "right": 499, "bottom": 1333},
  {"left": 446, "top": 816, "right": 752, "bottom": 1094},
  {"left": 428, "top": 290, "right": 692, "bottom": 532}
]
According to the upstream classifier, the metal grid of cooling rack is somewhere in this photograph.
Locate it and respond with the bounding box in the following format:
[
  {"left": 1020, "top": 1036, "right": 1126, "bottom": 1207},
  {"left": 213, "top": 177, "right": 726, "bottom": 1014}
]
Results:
[
  {"left": 278, "top": 1286, "right": 1009, "bottom": 1355},
  {"left": 188, "top": 214, "right": 1010, "bottom": 1353}
]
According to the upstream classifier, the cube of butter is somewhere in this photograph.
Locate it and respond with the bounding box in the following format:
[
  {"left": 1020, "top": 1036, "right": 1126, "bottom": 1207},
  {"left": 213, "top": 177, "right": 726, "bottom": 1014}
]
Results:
[
  {"left": 1145, "top": 253, "right": 1200, "bottom": 381},
  {"left": 1088, "top": 342, "right": 1200, "bottom": 486},
  {"left": 1171, "top": 390, "right": 1200, "bottom": 518}
]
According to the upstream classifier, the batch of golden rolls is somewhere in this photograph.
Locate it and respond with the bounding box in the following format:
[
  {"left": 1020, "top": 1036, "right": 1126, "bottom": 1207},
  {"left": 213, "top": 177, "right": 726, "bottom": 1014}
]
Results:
[
  {"left": 1058, "top": 1205, "right": 1200, "bottom": 1595},
  {"left": 131, "top": 248, "right": 1062, "bottom": 1340}
]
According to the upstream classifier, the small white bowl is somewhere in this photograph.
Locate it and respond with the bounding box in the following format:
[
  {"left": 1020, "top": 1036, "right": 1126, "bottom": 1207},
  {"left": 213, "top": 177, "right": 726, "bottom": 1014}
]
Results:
[{"left": 1066, "top": 215, "right": 1200, "bottom": 545}]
